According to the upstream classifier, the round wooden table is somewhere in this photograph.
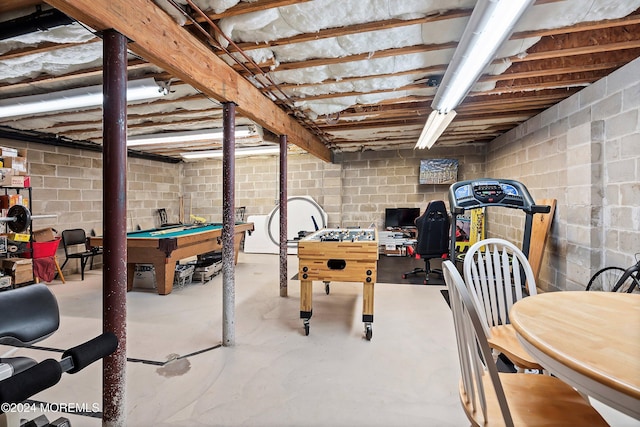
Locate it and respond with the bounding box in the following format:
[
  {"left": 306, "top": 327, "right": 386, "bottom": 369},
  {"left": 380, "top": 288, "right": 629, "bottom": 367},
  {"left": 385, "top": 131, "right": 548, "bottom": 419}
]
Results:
[{"left": 510, "top": 291, "right": 640, "bottom": 420}]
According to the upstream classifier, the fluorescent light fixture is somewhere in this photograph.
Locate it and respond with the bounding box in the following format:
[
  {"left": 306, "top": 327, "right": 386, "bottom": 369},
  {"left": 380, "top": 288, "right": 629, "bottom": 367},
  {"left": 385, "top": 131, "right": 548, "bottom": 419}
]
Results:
[
  {"left": 181, "top": 145, "right": 280, "bottom": 160},
  {"left": 0, "top": 78, "right": 167, "bottom": 119},
  {"left": 415, "top": 0, "right": 533, "bottom": 150},
  {"left": 432, "top": 0, "right": 534, "bottom": 113},
  {"left": 127, "top": 125, "right": 254, "bottom": 147},
  {"left": 415, "top": 110, "right": 457, "bottom": 149}
]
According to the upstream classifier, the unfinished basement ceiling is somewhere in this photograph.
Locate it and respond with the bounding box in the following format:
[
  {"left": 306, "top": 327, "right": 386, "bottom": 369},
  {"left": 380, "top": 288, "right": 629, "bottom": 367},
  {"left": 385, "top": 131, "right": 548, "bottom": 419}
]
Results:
[{"left": 0, "top": 0, "right": 639, "bottom": 161}]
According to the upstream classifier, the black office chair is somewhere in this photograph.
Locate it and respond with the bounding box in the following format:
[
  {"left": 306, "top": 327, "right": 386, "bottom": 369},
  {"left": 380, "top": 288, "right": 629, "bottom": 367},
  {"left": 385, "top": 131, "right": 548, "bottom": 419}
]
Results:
[
  {"left": 402, "top": 200, "right": 450, "bottom": 284},
  {"left": 59, "top": 229, "right": 103, "bottom": 280}
]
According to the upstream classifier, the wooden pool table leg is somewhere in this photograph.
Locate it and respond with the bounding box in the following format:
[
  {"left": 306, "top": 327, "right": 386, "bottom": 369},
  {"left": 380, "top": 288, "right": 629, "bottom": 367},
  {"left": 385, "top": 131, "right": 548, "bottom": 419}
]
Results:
[
  {"left": 234, "top": 233, "right": 244, "bottom": 264},
  {"left": 127, "top": 264, "right": 135, "bottom": 291},
  {"left": 155, "top": 261, "right": 176, "bottom": 295}
]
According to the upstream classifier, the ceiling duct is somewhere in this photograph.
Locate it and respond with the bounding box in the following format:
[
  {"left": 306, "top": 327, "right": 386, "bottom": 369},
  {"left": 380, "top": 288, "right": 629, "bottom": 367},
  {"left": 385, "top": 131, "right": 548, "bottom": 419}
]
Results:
[{"left": 0, "top": 8, "right": 74, "bottom": 41}]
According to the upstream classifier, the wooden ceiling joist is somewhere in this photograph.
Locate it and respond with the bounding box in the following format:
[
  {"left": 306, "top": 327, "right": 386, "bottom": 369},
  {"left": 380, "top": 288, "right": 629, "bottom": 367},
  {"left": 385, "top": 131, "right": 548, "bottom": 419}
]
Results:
[
  {"left": 201, "top": 0, "right": 312, "bottom": 21},
  {"left": 45, "top": 0, "right": 332, "bottom": 162},
  {"left": 229, "top": 9, "right": 472, "bottom": 52}
]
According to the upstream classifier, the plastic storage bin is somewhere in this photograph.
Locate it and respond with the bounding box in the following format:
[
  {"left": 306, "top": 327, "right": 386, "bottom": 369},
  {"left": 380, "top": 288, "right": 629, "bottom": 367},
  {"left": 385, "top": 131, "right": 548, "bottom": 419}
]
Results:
[{"left": 25, "top": 237, "right": 61, "bottom": 258}]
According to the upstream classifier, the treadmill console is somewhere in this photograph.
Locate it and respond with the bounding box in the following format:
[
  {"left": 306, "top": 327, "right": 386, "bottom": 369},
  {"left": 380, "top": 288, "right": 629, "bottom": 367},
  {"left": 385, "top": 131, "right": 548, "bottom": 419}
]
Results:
[
  {"left": 449, "top": 179, "right": 533, "bottom": 214},
  {"left": 448, "top": 178, "right": 551, "bottom": 261}
]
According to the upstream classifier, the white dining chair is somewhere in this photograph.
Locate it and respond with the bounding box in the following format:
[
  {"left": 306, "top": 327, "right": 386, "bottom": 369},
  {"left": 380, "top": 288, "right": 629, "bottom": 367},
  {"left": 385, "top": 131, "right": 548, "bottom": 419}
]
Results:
[
  {"left": 442, "top": 260, "right": 608, "bottom": 427},
  {"left": 463, "top": 238, "right": 542, "bottom": 372}
]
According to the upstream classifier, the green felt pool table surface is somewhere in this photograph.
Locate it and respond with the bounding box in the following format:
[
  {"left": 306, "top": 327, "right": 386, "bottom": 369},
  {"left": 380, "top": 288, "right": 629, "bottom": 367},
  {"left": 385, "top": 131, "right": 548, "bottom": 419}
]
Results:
[{"left": 126, "top": 223, "right": 224, "bottom": 239}]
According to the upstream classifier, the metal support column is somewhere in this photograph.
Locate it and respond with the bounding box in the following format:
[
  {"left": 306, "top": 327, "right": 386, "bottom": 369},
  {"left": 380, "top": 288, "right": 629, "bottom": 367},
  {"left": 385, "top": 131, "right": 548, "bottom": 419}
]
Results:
[
  {"left": 279, "top": 134, "right": 288, "bottom": 297},
  {"left": 222, "top": 102, "right": 236, "bottom": 346},
  {"left": 102, "top": 29, "right": 128, "bottom": 427}
]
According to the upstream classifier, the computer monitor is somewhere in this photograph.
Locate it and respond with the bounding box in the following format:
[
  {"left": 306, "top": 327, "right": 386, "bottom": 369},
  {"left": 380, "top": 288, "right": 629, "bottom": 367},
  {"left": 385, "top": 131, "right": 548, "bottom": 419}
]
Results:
[{"left": 384, "top": 208, "right": 420, "bottom": 229}]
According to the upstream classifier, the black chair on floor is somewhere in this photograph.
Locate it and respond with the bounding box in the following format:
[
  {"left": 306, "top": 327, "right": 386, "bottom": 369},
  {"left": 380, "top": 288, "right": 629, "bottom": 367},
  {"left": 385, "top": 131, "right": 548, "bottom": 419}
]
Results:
[
  {"left": 59, "top": 229, "right": 103, "bottom": 280},
  {"left": 157, "top": 208, "right": 181, "bottom": 228},
  {"left": 402, "top": 200, "right": 450, "bottom": 284}
]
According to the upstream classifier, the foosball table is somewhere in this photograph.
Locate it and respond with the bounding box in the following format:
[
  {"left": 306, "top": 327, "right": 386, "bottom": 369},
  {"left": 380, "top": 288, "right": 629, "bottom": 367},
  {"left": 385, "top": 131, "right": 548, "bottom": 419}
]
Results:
[{"left": 297, "top": 228, "right": 378, "bottom": 340}]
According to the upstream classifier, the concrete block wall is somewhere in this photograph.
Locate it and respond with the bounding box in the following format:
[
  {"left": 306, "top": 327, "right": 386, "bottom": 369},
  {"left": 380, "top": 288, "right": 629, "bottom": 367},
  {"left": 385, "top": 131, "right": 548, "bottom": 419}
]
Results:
[
  {"left": 182, "top": 153, "right": 340, "bottom": 225},
  {"left": 0, "top": 138, "right": 182, "bottom": 276},
  {"left": 183, "top": 144, "right": 486, "bottom": 230},
  {"left": 126, "top": 158, "right": 182, "bottom": 230},
  {"left": 336, "top": 145, "right": 486, "bottom": 228},
  {"left": 486, "top": 57, "right": 640, "bottom": 291}
]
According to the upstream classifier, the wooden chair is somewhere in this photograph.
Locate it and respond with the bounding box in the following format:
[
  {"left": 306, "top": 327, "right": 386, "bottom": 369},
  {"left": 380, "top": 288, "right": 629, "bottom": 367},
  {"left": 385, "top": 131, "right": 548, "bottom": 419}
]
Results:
[
  {"left": 59, "top": 229, "right": 103, "bottom": 280},
  {"left": 442, "top": 260, "right": 608, "bottom": 427},
  {"left": 463, "top": 238, "right": 542, "bottom": 372}
]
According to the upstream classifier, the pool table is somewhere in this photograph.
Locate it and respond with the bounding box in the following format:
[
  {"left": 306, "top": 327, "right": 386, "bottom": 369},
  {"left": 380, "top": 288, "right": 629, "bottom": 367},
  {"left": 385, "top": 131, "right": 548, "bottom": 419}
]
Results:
[{"left": 89, "top": 222, "right": 254, "bottom": 295}]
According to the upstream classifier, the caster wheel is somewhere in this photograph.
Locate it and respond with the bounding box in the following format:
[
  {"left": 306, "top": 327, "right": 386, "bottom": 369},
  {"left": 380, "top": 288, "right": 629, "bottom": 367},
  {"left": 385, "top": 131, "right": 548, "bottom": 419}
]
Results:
[
  {"left": 304, "top": 320, "right": 310, "bottom": 336},
  {"left": 365, "top": 324, "right": 373, "bottom": 341},
  {"left": 325, "top": 282, "right": 330, "bottom": 295}
]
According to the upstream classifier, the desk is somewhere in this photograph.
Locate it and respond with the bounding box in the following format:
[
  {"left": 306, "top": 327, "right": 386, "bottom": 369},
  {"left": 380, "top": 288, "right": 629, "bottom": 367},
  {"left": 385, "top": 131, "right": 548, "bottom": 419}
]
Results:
[
  {"left": 510, "top": 292, "right": 640, "bottom": 420},
  {"left": 90, "top": 222, "right": 254, "bottom": 295}
]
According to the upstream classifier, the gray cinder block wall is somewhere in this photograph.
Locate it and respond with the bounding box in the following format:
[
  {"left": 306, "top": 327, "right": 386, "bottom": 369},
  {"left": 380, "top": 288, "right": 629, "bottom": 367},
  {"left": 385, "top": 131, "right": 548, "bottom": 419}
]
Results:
[
  {"left": 20, "top": 145, "right": 182, "bottom": 234},
  {"left": 182, "top": 153, "right": 341, "bottom": 225},
  {"left": 183, "top": 144, "right": 485, "bottom": 230},
  {"left": 0, "top": 139, "right": 182, "bottom": 275},
  {"left": 335, "top": 145, "right": 485, "bottom": 228},
  {"left": 487, "top": 56, "right": 640, "bottom": 292}
]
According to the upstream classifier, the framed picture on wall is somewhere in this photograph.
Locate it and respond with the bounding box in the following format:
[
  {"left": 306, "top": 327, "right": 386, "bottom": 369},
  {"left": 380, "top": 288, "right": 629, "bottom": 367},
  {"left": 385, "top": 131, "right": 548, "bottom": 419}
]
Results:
[{"left": 419, "top": 158, "right": 459, "bottom": 184}]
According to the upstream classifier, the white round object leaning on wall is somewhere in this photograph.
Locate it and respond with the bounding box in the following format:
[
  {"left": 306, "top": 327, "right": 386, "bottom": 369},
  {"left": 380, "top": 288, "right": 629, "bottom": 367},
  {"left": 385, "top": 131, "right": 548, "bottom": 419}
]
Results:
[{"left": 243, "top": 196, "right": 328, "bottom": 255}]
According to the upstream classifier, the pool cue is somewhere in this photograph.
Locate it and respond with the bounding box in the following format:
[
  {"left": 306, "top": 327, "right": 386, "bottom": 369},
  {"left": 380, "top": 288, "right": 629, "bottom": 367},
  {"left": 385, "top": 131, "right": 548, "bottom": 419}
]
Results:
[{"left": 150, "top": 226, "right": 186, "bottom": 236}]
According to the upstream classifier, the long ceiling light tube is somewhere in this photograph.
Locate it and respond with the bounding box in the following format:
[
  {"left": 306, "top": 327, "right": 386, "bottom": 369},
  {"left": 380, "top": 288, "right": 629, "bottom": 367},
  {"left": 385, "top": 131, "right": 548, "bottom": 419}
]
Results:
[
  {"left": 415, "top": 0, "right": 533, "bottom": 150},
  {"left": 432, "top": 0, "right": 534, "bottom": 113},
  {"left": 0, "top": 78, "right": 167, "bottom": 119},
  {"left": 415, "top": 110, "right": 458, "bottom": 150},
  {"left": 127, "top": 125, "right": 255, "bottom": 147},
  {"left": 180, "top": 145, "right": 280, "bottom": 160}
]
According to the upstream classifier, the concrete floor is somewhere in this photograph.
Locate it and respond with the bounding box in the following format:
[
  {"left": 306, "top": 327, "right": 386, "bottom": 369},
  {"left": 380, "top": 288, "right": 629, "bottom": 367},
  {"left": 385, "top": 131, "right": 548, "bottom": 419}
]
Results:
[{"left": 2, "top": 253, "right": 638, "bottom": 426}]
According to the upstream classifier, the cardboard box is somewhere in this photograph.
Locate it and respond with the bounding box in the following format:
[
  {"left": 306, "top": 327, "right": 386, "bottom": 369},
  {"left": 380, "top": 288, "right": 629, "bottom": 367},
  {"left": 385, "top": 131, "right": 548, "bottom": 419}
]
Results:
[
  {"left": 3, "top": 157, "right": 27, "bottom": 175},
  {"left": 33, "top": 228, "right": 57, "bottom": 243},
  {"left": 0, "top": 275, "right": 11, "bottom": 290},
  {"left": 9, "top": 175, "right": 30, "bottom": 187},
  {"left": 0, "top": 147, "right": 19, "bottom": 158},
  {"left": 0, "top": 147, "right": 25, "bottom": 158},
  {"left": 133, "top": 264, "right": 156, "bottom": 289},
  {"left": 2, "top": 258, "right": 33, "bottom": 285},
  {"left": 0, "top": 168, "right": 14, "bottom": 187},
  {"left": 383, "top": 243, "right": 407, "bottom": 256},
  {"left": 192, "top": 261, "right": 222, "bottom": 283}
]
